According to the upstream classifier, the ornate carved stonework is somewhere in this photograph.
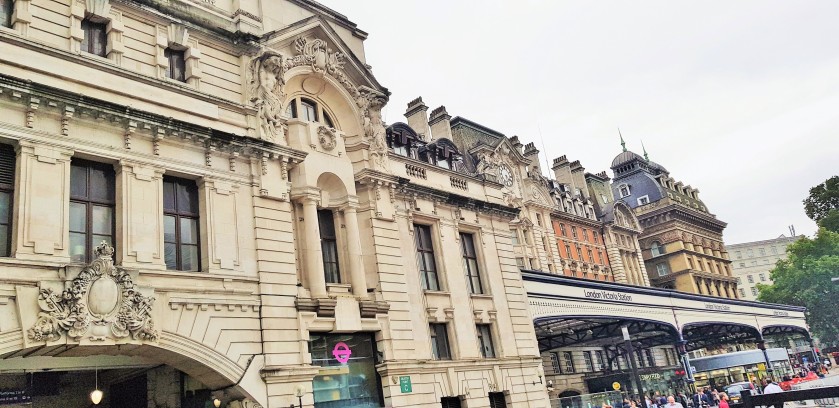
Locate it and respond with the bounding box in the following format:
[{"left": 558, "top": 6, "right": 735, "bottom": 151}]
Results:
[
  {"left": 28, "top": 242, "right": 158, "bottom": 342},
  {"left": 317, "top": 126, "right": 337, "bottom": 151},
  {"left": 248, "top": 52, "right": 287, "bottom": 144}
]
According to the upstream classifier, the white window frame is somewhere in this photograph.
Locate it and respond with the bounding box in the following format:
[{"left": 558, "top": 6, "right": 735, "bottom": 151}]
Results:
[
  {"left": 618, "top": 184, "right": 631, "bottom": 198},
  {"left": 636, "top": 195, "right": 650, "bottom": 206}
]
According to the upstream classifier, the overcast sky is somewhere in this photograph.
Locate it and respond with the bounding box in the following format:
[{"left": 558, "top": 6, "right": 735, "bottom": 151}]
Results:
[{"left": 318, "top": 0, "right": 839, "bottom": 244}]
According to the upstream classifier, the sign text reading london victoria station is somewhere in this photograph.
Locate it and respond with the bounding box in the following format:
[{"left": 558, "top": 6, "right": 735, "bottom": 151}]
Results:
[{"left": 584, "top": 290, "right": 633, "bottom": 302}]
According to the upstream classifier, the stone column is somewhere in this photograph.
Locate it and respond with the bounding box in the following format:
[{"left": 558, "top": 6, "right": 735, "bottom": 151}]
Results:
[
  {"left": 342, "top": 205, "right": 367, "bottom": 298},
  {"left": 302, "top": 196, "right": 327, "bottom": 298}
]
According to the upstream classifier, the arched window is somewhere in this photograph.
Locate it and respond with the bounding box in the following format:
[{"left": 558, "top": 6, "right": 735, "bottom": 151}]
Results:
[
  {"left": 650, "top": 241, "right": 665, "bottom": 256},
  {"left": 619, "top": 184, "right": 631, "bottom": 198},
  {"left": 300, "top": 98, "right": 318, "bottom": 122}
]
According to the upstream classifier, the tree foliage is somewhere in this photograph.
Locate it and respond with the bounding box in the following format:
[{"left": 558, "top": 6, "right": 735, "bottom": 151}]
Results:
[
  {"left": 804, "top": 176, "right": 839, "bottom": 222},
  {"left": 757, "top": 228, "right": 839, "bottom": 343},
  {"left": 818, "top": 209, "right": 839, "bottom": 233}
]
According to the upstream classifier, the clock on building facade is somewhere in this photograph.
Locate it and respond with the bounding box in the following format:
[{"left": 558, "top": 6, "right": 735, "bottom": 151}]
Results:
[{"left": 499, "top": 164, "right": 514, "bottom": 187}]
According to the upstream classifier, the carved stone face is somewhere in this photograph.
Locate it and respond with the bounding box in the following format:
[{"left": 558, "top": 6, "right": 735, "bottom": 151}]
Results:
[{"left": 499, "top": 164, "right": 514, "bottom": 187}]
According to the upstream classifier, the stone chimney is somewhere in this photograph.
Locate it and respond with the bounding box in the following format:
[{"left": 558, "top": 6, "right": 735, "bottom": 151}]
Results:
[
  {"left": 509, "top": 136, "right": 523, "bottom": 153},
  {"left": 428, "top": 105, "right": 452, "bottom": 140},
  {"left": 405, "top": 96, "right": 430, "bottom": 141}
]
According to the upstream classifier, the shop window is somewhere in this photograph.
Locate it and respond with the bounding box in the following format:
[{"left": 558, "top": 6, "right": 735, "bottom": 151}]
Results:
[
  {"left": 308, "top": 333, "right": 383, "bottom": 407},
  {"left": 430, "top": 323, "right": 451, "bottom": 360},
  {"left": 583, "top": 351, "right": 594, "bottom": 372},
  {"left": 163, "top": 177, "right": 200, "bottom": 271},
  {"left": 488, "top": 392, "right": 508, "bottom": 408},
  {"left": 651, "top": 241, "right": 665, "bottom": 256},
  {"left": 164, "top": 47, "right": 186, "bottom": 82},
  {"left": 81, "top": 18, "right": 108, "bottom": 57},
  {"left": 70, "top": 159, "right": 115, "bottom": 263},
  {"left": 562, "top": 351, "right": 575, "bottom": 373},
  {"left": 441, "top": 397, "right": 462, "bottom": 408},
  {"left": 415, "top": 224, "right": 440, "bottom": 291},
  {"left": 0, "top": 0, "right": 12, "bottom": 28},
  {"left": 476, "top": 324, "right": 495, "bottom": 358},
  {"left": 318, "top": 210, "right": 340, "bottom": 284},
  {"left": 0, "top": 144, "right": 14, "bottom": 257},
  {"left": 460, "top": 232, "right": 483, "bottom": 294}
]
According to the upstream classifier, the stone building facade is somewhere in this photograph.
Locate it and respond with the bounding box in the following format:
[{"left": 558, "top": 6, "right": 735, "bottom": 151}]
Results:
[
  {"left": 727, "top": 234, "right": 799, "bottom": 301},
  {"left": 609, "top": 146, "right": 737, "bottom": 298},
  {"left": 0, "top": 1, "right": 549, "bottom": 407}
]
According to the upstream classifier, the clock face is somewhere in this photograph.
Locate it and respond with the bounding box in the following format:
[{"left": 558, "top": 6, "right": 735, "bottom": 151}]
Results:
[{"left": 498, "top": 165, "right": 514, "bottom": 187}]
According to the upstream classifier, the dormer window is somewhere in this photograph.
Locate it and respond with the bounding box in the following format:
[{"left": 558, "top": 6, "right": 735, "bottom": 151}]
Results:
[
  {"left": 386, "top": 123, "right": 421, "bottom": 159},
  {"left": 81, "top": 18, "right": 108, "bottom": 57},
  {"left": 637, "top": 195, "right": 650, "bottom": 206},
  {"left": 618, "top": 184, "right": 630, "bottom": 198}
]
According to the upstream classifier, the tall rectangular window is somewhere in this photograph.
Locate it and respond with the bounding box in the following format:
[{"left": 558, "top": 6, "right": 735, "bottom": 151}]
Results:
[
  {"left": 0, "top": 0, "right": 13, "bottom": 28},
  {"left": 318, "top": 210, "right": 340, "bottom": 283},
  {"left": 461, "top": 232, "right": 483, "bottom": 294},
  {"left": 0, "top": 144, "right": 14, "bottom": 257},
  {"left": 488, "top": 392, "right": 508, "bottom": 408},
  {"left": 571, "top": 226, "right": 577, "bottom": 239},
  {"left": 80, "top": 18, "right": 107, "bottom": 57},
  {"left": 583, "top": 351, "right": 594, "bottom": 372},
  {"left": 562, "top": 351, "right": 575, "bottom": 373},
  {"left": 550, "top": 352, "right": 561, "bottom": 374},
  {"left": 510, "top": 228, "right": 519, "bottom": 246},
  {"left": 163, "top": 177, "right": 200, "bottom": 271},
  {"left": 476, "top": 324, "right": 495, "bottom": 358},
  {"left": 564, "top": 244, "right": 571, "bottom": 259},
  {"left": 164, "top": 47, "right": 186, "bottom": 82},
  {"left": 415, "top": 224, "right": 440, "bottom": 291},
  {"left": 70, "top": 160, "right": 115, "bottom": 263},
  {"left": 441, "top": 397, "right": 462, "bottom": 408},
  {"left": 594, "top": 350, "right": 604, "bottom": 370},
  {"left": 645, "top": 349, "right": 655, "bottom": 367},
  {"left": 559, "top": 223, "right": 566, "bottom": 236},
  {"left": 430, "top": 323, "right": 451, "bottom": 360}
]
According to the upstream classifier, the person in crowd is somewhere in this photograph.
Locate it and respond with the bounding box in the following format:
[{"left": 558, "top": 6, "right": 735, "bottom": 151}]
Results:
[
  {"left": 677, "top": 392, "right": 690, "bottom": 408},
  {"left": 710, "top": 389, "right": 720, "bottom": 407},
  {"left": 825, "top": 358, "right": 832, "bottom": 371},
  {"left": 692, "top": 389, "right": 709, "bottom": 408},
  {"left": 647, "top": 392, "right": 657, "bottom": 408},
  {"left": 763, "top": 378, "right": 783, "bottom": 394},
  {"left": 665, "top": 395, "right": 685, "bottom": 408},
  {"left": 718, "top": 392, "right": 730, "bottom": 408},
  {"left": 703, "top": 387, "right": 716, "bottom": 407}
]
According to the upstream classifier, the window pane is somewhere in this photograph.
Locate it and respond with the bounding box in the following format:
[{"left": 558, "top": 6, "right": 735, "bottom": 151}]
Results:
[
  {"left": 164, "top": 242, "right": 177, "bottom": 269},
  {"left": 163, "top": 181, "right": 176, "bottom": 213},
  {"left": 69, "top": 202, "right": 87, "bottom": 233},
  {"left": 177, "top": 182, "right": 198, "bottom": 214},
  {"left": 70, "top": 164, "right": 87, "bottom": 199},
  {"left": 180, "top": 244, "right": 199, "bottom": 271},
  {"left": 92, "top": 234, "right": 112, "bottom": 248},
  {"left": 163, "top": 215, "right": 176, "bottom": 243},
  {"left": 180, "top": 218, "right": 198, "bottom": 244},
  {"left": 92, "top": 23, "right": 107, "bottom": 57},
  {"left": 91, "top": 205, "right": 112, "bottom": 235},
  {"left": 80, "top": 19, "right": 90, "bottom": 53},
  {"left": 89, "top": 166, "right": 113, "bottom": 202},
  {"left": 69, "top": 232, "right": 87, "bottom": 262},
  {"left": 0, "top": 224, "right": 8, "bottom": 257},
  {"left": 0, "top": 192, "right": 9, "bottom": 222},
  {"left": 317, "top": 210, "right": 335, "bottom": 238},
  {"left": 301, "top": 101, "right": 317, "bottom": 122}
]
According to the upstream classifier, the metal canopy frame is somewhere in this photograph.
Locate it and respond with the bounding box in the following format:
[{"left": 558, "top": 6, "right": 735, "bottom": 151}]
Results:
[{"left": 535, "top": 317, "right": 679, "bottom": 352}]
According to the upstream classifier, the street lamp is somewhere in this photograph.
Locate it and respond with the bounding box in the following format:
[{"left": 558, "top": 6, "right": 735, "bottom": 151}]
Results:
[{"left": 622, "top": 326, "right": 647, "bottom": 408}]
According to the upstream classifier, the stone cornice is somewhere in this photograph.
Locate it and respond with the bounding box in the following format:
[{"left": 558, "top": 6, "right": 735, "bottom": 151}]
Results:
[
  {"left": 0, "top": 73, "right": 306, "bottom": 165},
  {"left": 636, "top": 201, "right": 726, "bottom": 231},
  {"left": 550, "top": 210, "right": 602, "bottom": 229},
  {"left": 394, "top": 180, "right": 520, "bottom": 220}
]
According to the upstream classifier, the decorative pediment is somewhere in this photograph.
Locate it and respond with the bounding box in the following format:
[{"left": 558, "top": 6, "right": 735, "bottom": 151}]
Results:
[{"left": 27, "top": 242, "right": 158, "bottom": 343}]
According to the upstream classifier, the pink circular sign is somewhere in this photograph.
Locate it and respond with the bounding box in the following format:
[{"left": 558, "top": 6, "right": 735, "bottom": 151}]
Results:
[{"left": 332, "top": 342, "right": 352, "bottom": 363}]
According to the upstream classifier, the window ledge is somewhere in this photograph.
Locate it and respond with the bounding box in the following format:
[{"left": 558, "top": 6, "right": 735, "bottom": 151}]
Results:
[
  {"left": 326, "top": 283, "right": 352, "bottom": 294},
  {"left": 470, "top": 293, "right": 493, "bottom": 300}
]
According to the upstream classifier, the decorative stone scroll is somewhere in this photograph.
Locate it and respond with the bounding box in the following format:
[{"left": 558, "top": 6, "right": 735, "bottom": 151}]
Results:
[{"left": 28, "top": 242, "right": 158, "bottom": 342}]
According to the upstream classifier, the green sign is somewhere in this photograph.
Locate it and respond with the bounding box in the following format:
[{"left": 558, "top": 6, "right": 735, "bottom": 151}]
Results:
[{"left": 399, "top": 376, "right": 412, "bottom": 393}]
